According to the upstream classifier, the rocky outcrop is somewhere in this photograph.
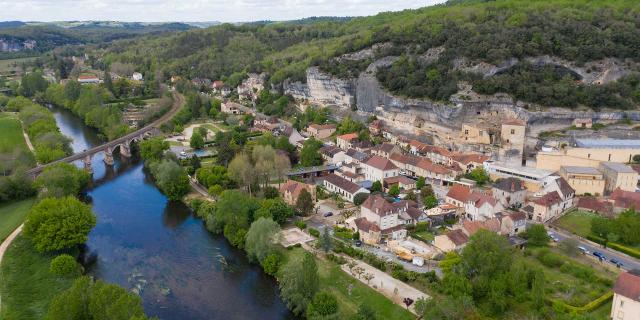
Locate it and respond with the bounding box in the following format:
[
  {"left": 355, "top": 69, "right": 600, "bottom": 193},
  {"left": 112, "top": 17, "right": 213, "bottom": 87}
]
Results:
[{"left": 284, "top": 67, "right": 355, "bottom": 108}]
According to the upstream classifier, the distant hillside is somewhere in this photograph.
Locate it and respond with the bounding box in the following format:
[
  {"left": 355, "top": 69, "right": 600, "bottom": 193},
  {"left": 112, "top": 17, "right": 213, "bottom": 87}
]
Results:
[
  {"left": 93, "top": 0, "right": 640, "bottom": 110},
  {"left": 0, "top": 21, "right": 192, "bottom": 59}
]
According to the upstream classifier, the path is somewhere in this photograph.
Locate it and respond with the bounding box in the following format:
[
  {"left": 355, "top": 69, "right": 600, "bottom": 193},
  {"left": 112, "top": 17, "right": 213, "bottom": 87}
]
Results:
[
  {"left": 188, "top": 176, "right": 214, "bottom": 201},
  {"left": 0, "top": 224, "right": 24, "bottom": 311}
]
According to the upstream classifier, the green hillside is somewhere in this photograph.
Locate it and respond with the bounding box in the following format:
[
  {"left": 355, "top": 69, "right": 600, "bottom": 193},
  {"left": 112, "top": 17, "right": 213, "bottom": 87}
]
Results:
[{"left": 93, "top": 0, "right": 640, "bottom": 110}]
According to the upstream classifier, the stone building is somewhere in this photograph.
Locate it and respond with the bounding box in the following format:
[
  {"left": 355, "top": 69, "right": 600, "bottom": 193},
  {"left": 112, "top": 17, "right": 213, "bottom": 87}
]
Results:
[{"left": 500, "top": 119, "right": 526, "bottom": 165}]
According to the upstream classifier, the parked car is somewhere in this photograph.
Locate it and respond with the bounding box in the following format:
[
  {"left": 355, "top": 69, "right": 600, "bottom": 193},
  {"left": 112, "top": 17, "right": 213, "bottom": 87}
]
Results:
[
  {"left": 609, "top": 259, "right": 623, "bottom": 268},
  {"left": 179, "top": 151, "right": 187, "bottom": 157},
  {"left": 354, "top": 240, "right": 362, "bottom": 247},
  {"left": 578, "top": 246, "right": 589, "bottom": 254},
  {"left": 323, "top": 212, "right": 333, "bottom": 217},
  {"left": 593, "top": 251, "right": 606, "bottom": 259}
]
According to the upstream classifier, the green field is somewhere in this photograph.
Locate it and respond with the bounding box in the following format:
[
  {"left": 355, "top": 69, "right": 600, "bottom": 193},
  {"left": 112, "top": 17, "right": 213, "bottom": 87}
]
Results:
[
  {"left": 412, "top": 230, "right": 435, "bottom": 242},
  {"left": 554, "top": 210, "right": 598, "bottom": 237},
  {"left": 0, "top": 198, "right": 35, "bottom": 242},
  {"left": 0, "top": 235, "right": 78, "bottom": 319},
  {"left": 285, "top": 247, "right": 414, "bottom": 320},
  {"left": 0, "top": 115, "right": 30, "bottom": 153},
  {"left": 0, "top": 57, "right": 36, "bottom": 73}
]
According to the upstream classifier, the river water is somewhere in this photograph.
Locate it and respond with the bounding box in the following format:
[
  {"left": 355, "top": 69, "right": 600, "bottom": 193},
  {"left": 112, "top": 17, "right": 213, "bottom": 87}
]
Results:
[{"left": 49, "top": 105, "right": 293, "bottom": 319}]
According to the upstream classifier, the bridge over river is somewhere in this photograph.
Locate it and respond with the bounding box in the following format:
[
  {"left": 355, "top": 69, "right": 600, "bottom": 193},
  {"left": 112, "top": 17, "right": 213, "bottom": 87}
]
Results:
[{"left": 27, "top": 91, "right": 184, "bottom": 178}]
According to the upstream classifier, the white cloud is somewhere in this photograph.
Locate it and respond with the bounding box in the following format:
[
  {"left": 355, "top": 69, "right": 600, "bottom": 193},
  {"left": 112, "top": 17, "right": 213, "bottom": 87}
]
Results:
[{"left": 0, "top": 0, "right": 445, "bottom": 22}]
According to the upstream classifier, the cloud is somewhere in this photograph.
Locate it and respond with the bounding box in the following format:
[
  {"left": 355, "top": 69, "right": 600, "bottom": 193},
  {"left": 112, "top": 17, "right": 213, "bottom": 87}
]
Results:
[{"left": 0, "top": 0, "right": 445, "bottom": 22}]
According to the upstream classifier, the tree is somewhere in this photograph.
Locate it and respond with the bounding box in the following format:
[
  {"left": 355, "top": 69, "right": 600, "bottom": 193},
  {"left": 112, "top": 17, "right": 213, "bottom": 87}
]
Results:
[
  {"left": 35, "top": 162, "right": 91, "bottom": 198},
  {"left": 139, "top": 137, "right": 169, "bottom": 162},
  {"left": 388, "top": 185, "right": 400, "bottom": 197},
  {"left": 263, "top": 186, "right": 279, "bottom": 199},
  {"left": 279, "top": 252, "right": 319, "bottom": 315},
  {"left": 50, "top": 254, "right": 80, "bottom": 277},
  {"left": 256, "top": 198, "right": 294, "bottom": 225},
  {"left": 353, "top": 193, "right": 369, "bottom": 206},
  {"left": 245, "top": 217, "right": 281, "bottom": 263},
  {"left": 296, "top": 189, "right": 314, "bottom": 215},
  {"left": 466, "top": 167, "right": 490, "bottom": 186},
  {"left": 24, "top": 196, "right": 96, "bottom": 252},
  {"left": 261, "top": 253, "right": 282, "bottom": 276},
  {"left": 559, "top": 237, "right": 580, "bottom": 256},
  {"left": 228, "top": 153, "right": 255, "bottom": 195},
  {"left": 47, "top": 276, "right": 147, "bottom": 320},
  {"left": 149, "top": 160, "right": 190, "bottom": 200},
  {"left": 354, "top": 303, "right": 377, "bottom": 320},
  {"left": 320, "top": 227, "right": 333, "bottom": 253},
  {"left": 416, "top": 176, "right": 426, "bottom": 189},
  {"left": 300, "top": 138, "right": 323, "bottom": 167},
  {"left": 423, "top": 195, "right": 438, "bottom": 209},
  {"left": 103, "top": 67, "right": 114, "bottom": 94},
  {"left": 190, "top": 131, "right": 205, "bottom": 149},
  {"left": 370, "top": 181, "right": 382, "bottom": 192},
  {"left": 525, "top": 224, "right": 549, "bottom": 247},
  {"left": 306, "top": 291, "right": 339, "bottom": 319}
]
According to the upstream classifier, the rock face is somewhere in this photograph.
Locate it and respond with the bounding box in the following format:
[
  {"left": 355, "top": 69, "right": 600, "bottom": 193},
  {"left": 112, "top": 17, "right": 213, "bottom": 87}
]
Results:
[{"left": 285, "top": 49, "right": 640, "bottom": 135}]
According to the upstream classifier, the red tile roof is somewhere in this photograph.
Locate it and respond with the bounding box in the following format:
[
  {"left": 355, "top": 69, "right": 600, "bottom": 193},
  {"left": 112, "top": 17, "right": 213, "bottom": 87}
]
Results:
[
  {"left": 384, "top": 175, "right": 416, "bottom": 186},
  {"left": 451, "top": 153, "right": 490, "bottom": 165},
  {"left": 365, "top": 155, "right": 398, "bottom": 171},
  {"left": 446, "top": 185, "right": 472, "bottom": 203},
  {"left": 362, "top": 194, "right": 407, "bottom": 217},
  {"left": 613, "top": 270, "right": 640, "bottom": 302},
  {"left": 417, "top": 159, "right": 451, "bottom": 175},
  {"left": 611, "top": 188, "right": 640, "bottom": 209},
  {"left": 354, "top": 217, "right": 380, "bottom": 233},
  {"left": 467, "top": 191, "right": 498, "bottom": 208},
  {"left": 446, "top": 229, "right": 469, "bottom": 246},
  {"left": 533, "top": 191, "right": 562, "bottom": 207},
  {"left": 576, "top": 197, "right": 614, "bottom": 216},
  {"left": 337, "top": 132, "right": 359, "bottom": 141}
]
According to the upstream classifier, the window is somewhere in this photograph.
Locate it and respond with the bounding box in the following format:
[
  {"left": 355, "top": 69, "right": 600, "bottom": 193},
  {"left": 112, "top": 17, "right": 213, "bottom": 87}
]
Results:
[
  {"left": 608, "top": 154, "right": 612, "bottom": 161},
  {"left": 510, "top": 129, "right": 515, "bottom": 134}
]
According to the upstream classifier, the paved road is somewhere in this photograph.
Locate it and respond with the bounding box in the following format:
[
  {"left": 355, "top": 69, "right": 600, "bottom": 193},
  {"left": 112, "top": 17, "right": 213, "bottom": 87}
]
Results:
[{"left": 547, "top": 227, "right": 640, "bottom": 271}]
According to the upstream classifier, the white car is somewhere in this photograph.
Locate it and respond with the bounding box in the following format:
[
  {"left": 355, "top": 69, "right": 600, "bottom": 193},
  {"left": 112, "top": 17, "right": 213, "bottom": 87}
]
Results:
[{"left": 179, "top": 151, "right": 187, "bottom": 157}]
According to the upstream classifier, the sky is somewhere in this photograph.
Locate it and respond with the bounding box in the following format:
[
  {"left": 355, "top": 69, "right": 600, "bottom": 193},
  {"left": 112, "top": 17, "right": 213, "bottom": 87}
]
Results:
[{"left": 0, "top": 0, "right": 446, "bottom": 23}]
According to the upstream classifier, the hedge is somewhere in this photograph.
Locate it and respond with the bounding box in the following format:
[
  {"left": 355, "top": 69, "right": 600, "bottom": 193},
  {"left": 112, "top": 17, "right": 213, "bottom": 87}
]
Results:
[
  {"left": 587, "top": 235, "right": 640, "bottom": 259},
  {"left": 550, "top": 291, "right": 613, "bottom": 314}
]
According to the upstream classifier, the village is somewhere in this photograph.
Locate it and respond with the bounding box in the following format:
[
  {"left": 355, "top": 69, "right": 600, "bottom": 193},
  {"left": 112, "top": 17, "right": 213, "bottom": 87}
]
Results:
[{"left": 167, "top": 72, "right": 640, "bottom": 318}]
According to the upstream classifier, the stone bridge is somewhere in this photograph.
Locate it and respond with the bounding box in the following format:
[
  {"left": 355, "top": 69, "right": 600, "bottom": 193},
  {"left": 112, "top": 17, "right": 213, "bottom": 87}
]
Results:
[{"left": 27, "top": 91, "right": 184, "bottom": 178}]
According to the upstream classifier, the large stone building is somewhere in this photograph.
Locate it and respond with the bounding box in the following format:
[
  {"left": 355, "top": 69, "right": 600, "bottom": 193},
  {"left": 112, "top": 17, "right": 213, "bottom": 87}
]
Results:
[
  {"left": 599, "top": 162, "right": 639, "bottom": 194},
  {"left": 362, "top": 155, "right": 400, "bottom": 183},
  {"left": 536, "top": 139, "right": 640, "bottom": 172},
  {"left": 558, "top": 166, "right": 606, "bottom": 196},
  {"left": 491, "top": 177, "right": 527, "bottom": 208},
  {"left": 355, "top": 195, "right": 410, "bottom": 243},
  {"left": 500, "top": 119, "right": 526, "bottom": 165},
  {"left": 461, "top": 123, "right": 492, "bottom": 144}
]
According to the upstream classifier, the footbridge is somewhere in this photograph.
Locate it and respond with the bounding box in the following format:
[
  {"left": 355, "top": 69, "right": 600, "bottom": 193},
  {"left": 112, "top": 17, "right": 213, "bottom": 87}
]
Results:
[{"left": 27, "top": 92, "right": 184, "bottom": 178}]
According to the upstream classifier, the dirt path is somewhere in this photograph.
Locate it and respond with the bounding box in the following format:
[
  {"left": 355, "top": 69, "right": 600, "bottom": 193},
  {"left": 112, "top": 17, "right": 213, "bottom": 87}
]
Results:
[{"left": 0, "top": 224, "right": 23, "bottom": 311}]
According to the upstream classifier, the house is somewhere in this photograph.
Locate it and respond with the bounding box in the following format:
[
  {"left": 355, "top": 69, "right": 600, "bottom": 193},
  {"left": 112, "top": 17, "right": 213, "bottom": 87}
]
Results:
[
  {"left": 132, "top": 72, "right": 143, "bottom": 81},
  {"left": 344, "top": 148, "right": 370, "bottom": 165},
  {"left": 354, "top": 218, "right": 381, "bottom": 245},
  {"left": 414, "top": 159, "right": 456, "bottom": 185},
  {"left": 351, "top": 140, "right": 374, "bottom": 153},
  {"left": 492, "top": 177, "right": 527, "bottom": 208},
  {"left": 404, "top": 202, "right": 429, "bottom": 224},
  {"left": 369, "top": 120, "right": 384, "bottom": 135},
  {"left": 434, "top": 229, "right": 468, "bottom": 252},
  {"left": 559, "top": 166, "right": 605, "bottom": 196},
  {"left": 451, "top": 153, "right": 490, "bottom": 173},
  {"left": 610, "top": 188, "right": 640, "bottom": 212},
  {"left": 307, "top": 124, "right": 336, "bottom": 139},
  {"left": 370, "top": 143, "right": 401, "bottom": 159},
  {"left": 462, "top": 219, "right": 501, "bottom": 236},
  {"left": 611, "top": 270, "right": 640, "bottom": 320},
  {"left": 336, "top": 133, "right": 359, "bottom": 150},
  {"left": 357, "top": 194, "right": 410, "bottom": 243},
  {"left": 501, "top": 119, "right": 526, "bottom": 163},
  {"left": 363, "top": 155, "right": 399, "bottom": 183},
  {"left": 336, "top": 163, "right": 364, "bottom": 183},
  {"left": 220, "top": 87, "right": 232, "bottom": 97},
  {"left": 543, "top": 176, "right": 576, "bottom": 212},
  {"left": 499, "top": 212, "right": 527, "bottom": 236},
  {"left": 319, "top": 145, "right": 345, "bottom": 164},
  {"left": 576, "top": 197, "right": 614, "bottom": 217},
  {"left": 384, "top": 176, "right": 417, "bottom": 192},
  {"left": 221, "top": 101, "right": 245, "bottom": 115},
  {"left": 445, "top": 184, "right": 472, "bottom": 209},
  {"left": 461, "top": 123, "right": 492, "bottom": 144},
  {"left": 484, "top": 160, "right": 554, "bottom": 192},
  {"left": 530, "top": 191, "right": 563, "bottom": 223},
  {"left": 77, "top": 75, "right": 100, "bottom": 84},
  {"left": 279, "top": 180, "right": 315, "bottom": 206},
  {"left": 322, "top": 173, "right": 369, "bottom": 202},
  {"left": 254, "top": 117, "right": 281, "bottom": 132},
  {"left": 536, "top": 139, "right": 640, "bottom": 172},
  {"left": 389, "top": 153, "right": 422, "bottom": 177},
  {"left": 425, "top": 204, "right": 457, "bottom": 225},
  {"left": 464, "top": 191, "right": 503, "bottom": 221},
  {"left": 573, "top": 118, "right": 593, "bottom": 129},
  {"left": 599, "top": 162, "right": 639, "bottom": 194},
  {"left": 422, "top": 145, "right": 455, "bottom": 166},
  {"left": 212, "top": 80, "right": 224, "bottom": 91}
]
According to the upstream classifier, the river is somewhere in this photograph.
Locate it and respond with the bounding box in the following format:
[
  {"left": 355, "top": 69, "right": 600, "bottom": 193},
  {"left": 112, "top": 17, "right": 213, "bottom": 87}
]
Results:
[{"left": 49, "top": 105, "right": 294, "bottom": 319}]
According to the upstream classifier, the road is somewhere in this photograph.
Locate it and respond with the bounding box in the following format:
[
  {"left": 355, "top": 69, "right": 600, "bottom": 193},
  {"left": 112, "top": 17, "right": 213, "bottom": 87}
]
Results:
[{"left": 547, "top": 227, "right": 640, "bottom": 271}]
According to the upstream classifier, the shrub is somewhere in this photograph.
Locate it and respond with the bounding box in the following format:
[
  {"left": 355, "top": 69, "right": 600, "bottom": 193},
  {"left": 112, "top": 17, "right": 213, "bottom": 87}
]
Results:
[
  {"left": 261, "top": 253, "right": 282, "bottom": 276},
  {"left": 536, "top": 249, "right": 564, "bottom": 268},
  {"left": 50, "top": 254, "right": 80, "bottom": 277},
  {"left": 326, "top": 253, "right": 347, "bottom": 265},
  {"left": 295, "top": 220, "right": 307, "bottom": 230},
  {"left": 309, "top": 228, "right": 320, "bottom": 237},
  {"left": 391, "top": 269, "right": 409, "bottom": 282}
]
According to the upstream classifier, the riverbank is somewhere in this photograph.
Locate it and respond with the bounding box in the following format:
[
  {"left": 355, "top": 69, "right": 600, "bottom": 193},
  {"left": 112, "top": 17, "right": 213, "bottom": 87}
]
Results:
[{"left": 0, "top": 198, "right": 35, "bottom": 242}]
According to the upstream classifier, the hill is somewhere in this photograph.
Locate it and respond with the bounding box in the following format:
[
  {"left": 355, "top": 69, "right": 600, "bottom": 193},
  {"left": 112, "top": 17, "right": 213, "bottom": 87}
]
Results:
[{"left": 86, "top": 0, "right": 640, "bottom": 110}]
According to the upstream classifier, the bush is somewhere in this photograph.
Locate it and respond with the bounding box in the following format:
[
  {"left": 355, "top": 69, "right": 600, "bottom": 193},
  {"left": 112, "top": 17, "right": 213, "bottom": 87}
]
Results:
[
  {"left": 333, "top": 226, "right": 353, "bottom": 240},
  {"left": 391, "top": 269, "right": 409, "bottom": 282},
  {"left": 326, "top": 253, "right": 347, "bottom": 265},
  {"left": 309, "top": 228, "right": 320, "bottom": 237},
  {"left": 50, "top": 254, "right": 80, "bottom": 277},
  {"left": 353, "top": 193, "right": 369, "bottom": 206},
  {"left": 536, "top": 249, "right": 564, "bottom": 268},
  {"left": 550, "top": 291, "right": 614, "bottom": 314},
  {"left": 295, "top": 220, "right": 307, "bottom": 230},
  {"left": 261, "top": 253, "right": 282, "bottom": 276}
]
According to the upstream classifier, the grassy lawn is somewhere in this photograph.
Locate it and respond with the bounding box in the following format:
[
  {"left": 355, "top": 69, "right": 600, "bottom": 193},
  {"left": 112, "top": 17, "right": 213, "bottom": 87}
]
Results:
[
  {"left": 0, "top": 235, "right": 77, "bottom": 319},
  {"left": 525, "top": 247, "right": 615, "bottom": 307},
  {"left": 0, "top": 198, "right": 35, "bottom": 242},
  {"left": 412, "top": 230, "right": 434, "bottom": 242},
  {"left": 0, "top": 115, "right": 30, "bottom": 154},
  {"left": 0, "top": 57, "right": 36, "bottom": 73},
  {"left": 554, "top": 210, "right": 597, "bottom": 237},
  {"left": 285, "top": 247, "right": 414, "bottom": 320}
]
